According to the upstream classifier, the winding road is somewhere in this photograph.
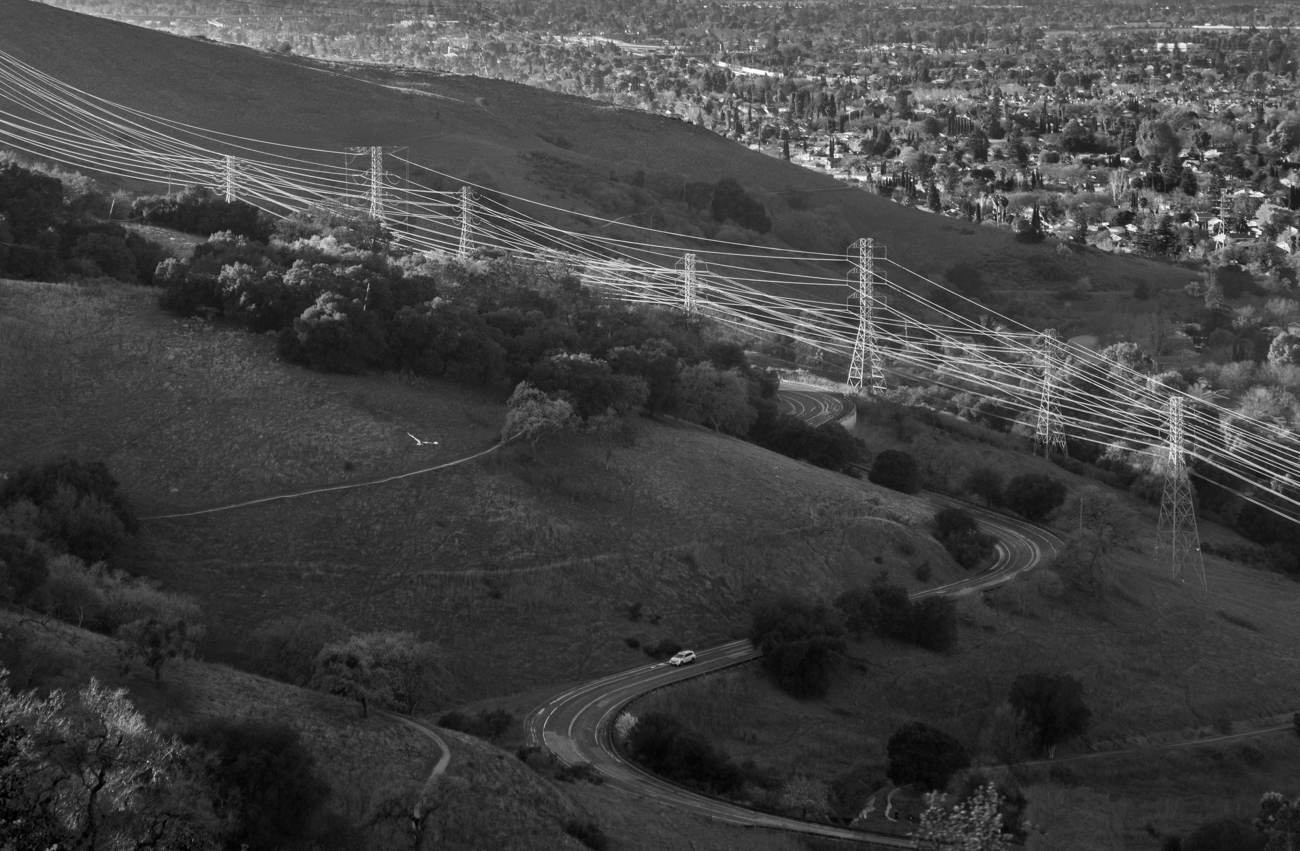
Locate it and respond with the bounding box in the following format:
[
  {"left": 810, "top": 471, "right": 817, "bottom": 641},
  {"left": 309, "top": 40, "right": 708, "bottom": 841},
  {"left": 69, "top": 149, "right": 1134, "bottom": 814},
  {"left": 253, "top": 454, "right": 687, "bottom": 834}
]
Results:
[
  {"left": 774, "top": 379, "right": 852, "bottom": 427},
  {"left": 524, "top": 384, "right": 1063, "bottom": 845}
]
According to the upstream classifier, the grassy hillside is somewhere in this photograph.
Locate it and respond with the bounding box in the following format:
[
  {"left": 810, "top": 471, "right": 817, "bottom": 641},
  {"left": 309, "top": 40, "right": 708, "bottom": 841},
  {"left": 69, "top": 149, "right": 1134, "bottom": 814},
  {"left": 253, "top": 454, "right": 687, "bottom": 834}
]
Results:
[
  {"left": 0, "top": 0, "right": 1201, "bottom": 337},
  {"left": 0, "top": 608, "right": 607, "bottom": 851},
  {"left": 0, "top": 276, "right": 958, "bottom": 704}
]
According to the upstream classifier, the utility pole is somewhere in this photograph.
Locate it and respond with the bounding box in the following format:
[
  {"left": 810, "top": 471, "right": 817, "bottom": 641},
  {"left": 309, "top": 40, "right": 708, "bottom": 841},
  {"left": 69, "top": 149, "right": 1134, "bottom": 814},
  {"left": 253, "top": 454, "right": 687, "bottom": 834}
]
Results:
[
  {"left": 458, "top": 185, "right": 474, "bottom": 261},
  {"left": 1156, "top": 395, "right": 1206, "bottom": 586},
  {"left": 683, "top": 252, "right": 698, "bottom": 313},
  {"left": 1035, "top": 328, "right": 1067, "bottom": 458},
  {"left": 847, "top": 238, "right": 885, "bottom": 394}
]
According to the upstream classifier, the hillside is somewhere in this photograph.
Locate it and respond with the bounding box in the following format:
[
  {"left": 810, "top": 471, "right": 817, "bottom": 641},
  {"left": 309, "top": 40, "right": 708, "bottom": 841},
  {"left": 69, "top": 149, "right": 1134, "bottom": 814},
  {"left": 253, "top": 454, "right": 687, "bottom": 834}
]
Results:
[
  {"left": 0, "top": 0, "right": 1200, "bottom": 336},
  {"left": 0, "top": 276, "right": 960, "bottom": 703}
]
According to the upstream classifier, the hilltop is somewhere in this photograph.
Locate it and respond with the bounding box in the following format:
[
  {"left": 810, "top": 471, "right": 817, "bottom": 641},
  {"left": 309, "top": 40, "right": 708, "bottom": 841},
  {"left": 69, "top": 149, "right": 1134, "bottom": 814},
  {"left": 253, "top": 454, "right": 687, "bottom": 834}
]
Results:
[{"left": 0, "top": 0, "right": 1201, "bottom": 335}]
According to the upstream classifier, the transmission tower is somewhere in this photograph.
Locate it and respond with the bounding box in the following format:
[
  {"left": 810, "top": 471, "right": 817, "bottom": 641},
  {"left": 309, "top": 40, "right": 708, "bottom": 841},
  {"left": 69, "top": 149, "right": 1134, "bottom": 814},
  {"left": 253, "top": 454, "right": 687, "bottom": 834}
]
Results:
[
  {"left": 346, "top": 146, "right": 402, "bottom": 222},
  {"left": 222, "top": 155, "right": 237, "bottom": 203},
  {"left": 458, "top": 185, "right": 474, "bottom": 260},
  {"left": 1156, "top": 396, "right": 1206, "bottom": 586},
  {"left": 1035, "top": 329, "right": 1067, "bottom": 458},
  {"left": 683, "top": 252, "right": 698, "bottom": 313},
  {"left": 847, "top": 238, "right": 885, "bottom": 394}
]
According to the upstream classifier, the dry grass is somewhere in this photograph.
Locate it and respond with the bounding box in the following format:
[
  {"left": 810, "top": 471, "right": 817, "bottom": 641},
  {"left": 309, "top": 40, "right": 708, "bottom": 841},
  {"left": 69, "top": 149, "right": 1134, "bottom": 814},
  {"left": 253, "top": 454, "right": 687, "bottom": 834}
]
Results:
[{"left": 0, "top": 279, "right": 957, "bottom": 706}]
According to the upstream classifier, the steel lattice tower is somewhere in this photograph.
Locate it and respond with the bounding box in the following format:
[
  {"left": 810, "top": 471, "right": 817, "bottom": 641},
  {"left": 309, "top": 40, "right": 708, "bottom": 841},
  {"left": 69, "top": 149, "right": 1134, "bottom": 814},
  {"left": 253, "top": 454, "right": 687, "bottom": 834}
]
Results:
[
  {"left": 847, "top": 238, "right": 885, "bottom": 394},
  {"left": 683, "top": 252, "right": 698, "bottom": 313},
  {"left": 458, "top": 185, "right": 474, "bottom": 260},
  {"left": 1035, "top": 329, "right": 1067, "bottom": 458},
  {"left": 1156, "top": 396, "right": 1206, "bottom": 586},
  {"left": 368, "top": 146, "right": 385, "bottom": 221},
  {"left": 222, "top": 155, "right": 237, "bottom": 203}
]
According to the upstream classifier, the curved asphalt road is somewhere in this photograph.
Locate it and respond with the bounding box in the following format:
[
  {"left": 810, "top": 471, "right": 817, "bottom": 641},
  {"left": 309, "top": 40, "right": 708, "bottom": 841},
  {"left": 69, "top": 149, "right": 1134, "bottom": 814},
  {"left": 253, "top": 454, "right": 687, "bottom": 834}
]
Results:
[
  {"left": 525, "top": 386, "right": 1062, "bottom": 845},
  {"left": 775, "top": 380, "right": 851, "bottom": 427}
]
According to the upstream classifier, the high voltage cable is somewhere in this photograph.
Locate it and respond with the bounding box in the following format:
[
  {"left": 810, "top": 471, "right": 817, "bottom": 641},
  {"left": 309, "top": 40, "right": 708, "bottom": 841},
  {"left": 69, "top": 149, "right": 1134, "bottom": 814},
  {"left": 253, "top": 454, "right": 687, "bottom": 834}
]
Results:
[{"left": 6, "top": 52, "right": 1300, "bottom": 526}]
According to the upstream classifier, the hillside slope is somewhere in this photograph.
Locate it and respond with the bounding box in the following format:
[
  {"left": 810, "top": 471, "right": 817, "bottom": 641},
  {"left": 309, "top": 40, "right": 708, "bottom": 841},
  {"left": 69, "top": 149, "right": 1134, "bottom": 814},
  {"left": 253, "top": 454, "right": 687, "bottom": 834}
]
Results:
[
  {"left": 0, "top": 277, "right": 959, "bottom": 702},
  {"left": 0, "top": 0, "right": 1196, "bottom": 329}
]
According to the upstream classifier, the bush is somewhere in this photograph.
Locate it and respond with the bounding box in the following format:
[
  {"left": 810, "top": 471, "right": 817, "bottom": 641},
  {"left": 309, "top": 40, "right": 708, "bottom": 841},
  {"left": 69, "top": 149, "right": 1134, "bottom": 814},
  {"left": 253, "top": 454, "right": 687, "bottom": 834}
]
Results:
[
  {"left": 1181, "top": 818, "right": 1266, "bottom": 851},
  {"left": 963, "top": 466, "right": 1004, "bottom": 507},
  {"left": 869, "top": 450, "right": 921, "bottom": 494},
  {"left": 244, "top": 612, "right": 352, "bottom": 686},
  {"left": 643, "top": 638, "right": 684, "bottom": 661},
  {"left": 563, "top": 819, "right": 609, "bottom": 851},
  {"left": 1008, "top": 672, "right": 1091, "bottom": 756},
  {"left": 933, "top": 507, "right": 998, "bottom": 570},
  {"left": 0, "top": 534, "right": 49, "bottom": 605},
  {"left": 1003, "top": 473, "right": 1068, "bottom": 522},
  {"left": 437, "top": 708, "right": 514, "bottom": 742},
  {"left": 840, "top": 573, "right": 959, "bottom": 652},
  {"left": 625, "top": 712, "right": 742, "bottom": 796},
  {"left": 886, "top": 722, "right": 970, "bottom": 791},
  {"left": 131, "top": 185, "right": 273, "bottom": 242},
  {"left": 182, "top": 718, "right": 332, "bottom": 851},
  {"left": 749, "top": 597, "right": 847, "bottom": 699},
  {"left": 0, "top": 459, "right": 136, "bottom": 563},
  {"left": 748, "top": 407, "right": 865, "bottom": 473}
]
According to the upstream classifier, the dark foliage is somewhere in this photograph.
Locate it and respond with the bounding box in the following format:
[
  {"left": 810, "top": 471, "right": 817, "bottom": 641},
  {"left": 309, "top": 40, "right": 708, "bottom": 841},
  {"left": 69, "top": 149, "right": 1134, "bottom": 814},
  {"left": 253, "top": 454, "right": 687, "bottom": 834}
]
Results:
[
  {"left": 710, "top": 177, "right": 771, "bottom": 233},
  {"left": 625, "top": 712, "right": 742, "bottom": 796},
  {"left": 963, "top": 466, "right": 1005, "bottom": 507},
  {"left": 1008, "top": 673, "right": 1091, "bottom": 756},
  {"left": 0, "top": 162, "right": 167, "bottom": 283},
  {"left": 933, "top": 507, "right": 998, "bottom": 570},
  {"left": 182, "top": 719, "right": 332, "bottom": 851},
  {"left": 748, "top": 405, "right": 865, "bottom": 474},
  {"left": 563, "top": 819, "right": 610, "bottom": 851},
  {"left": 869, "top": 450, "right": 921, "bottom": 494},
  {"left": 1003, "top": 473, "right": 1068, "bottom": 522},
  {"left": 436, "top": 708, "right": 514, "bottom": 742},
  {"left": 835, "top": 574, "right": 957, "bottom": 651},
  {"left": 749, "top": 597, "right": 846, "bottom": 698},
  {"left": 131, "top": 185, "right": 274, "bottom": 242},
  {"left": 1181, "top": 818, "right": 1266, "bottom": 851},
  {"left": 886, "top": 722, "right": 971, "bottom": 791},
  {"left": 0, "top": 534, "right": 49, "bottom": 605},
  {"left": 0, "top": 458, "right": 136, "bottom": 563},
  {"left": 642, "top": 638, "right": 684, "bottom": 661}
]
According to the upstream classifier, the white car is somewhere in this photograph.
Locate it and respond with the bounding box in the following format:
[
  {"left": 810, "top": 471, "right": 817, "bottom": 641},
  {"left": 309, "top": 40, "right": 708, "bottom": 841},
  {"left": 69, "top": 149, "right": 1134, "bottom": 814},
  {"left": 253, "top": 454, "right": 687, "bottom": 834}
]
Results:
[{"left": 668, "top": 650, "right": 696, "bottom": 666}]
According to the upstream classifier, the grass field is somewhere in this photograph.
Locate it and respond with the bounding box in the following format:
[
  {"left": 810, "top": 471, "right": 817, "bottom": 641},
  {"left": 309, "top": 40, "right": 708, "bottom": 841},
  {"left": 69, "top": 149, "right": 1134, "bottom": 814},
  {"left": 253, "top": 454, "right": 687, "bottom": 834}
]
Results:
[{"left": 0, "top": 277, "right": 961, "bottom": 706}]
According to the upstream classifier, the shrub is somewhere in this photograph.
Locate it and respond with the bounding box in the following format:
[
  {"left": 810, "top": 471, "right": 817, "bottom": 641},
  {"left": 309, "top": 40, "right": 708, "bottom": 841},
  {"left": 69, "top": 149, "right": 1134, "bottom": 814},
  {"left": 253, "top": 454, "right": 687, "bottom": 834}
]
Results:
[
  {"left": 749, "top": 597, "right": 847, "bottom": 699},
  {"left": 886, "top": 722, "right": 971, "bottom": 791},
  {"left": 244, "top": 612, "right": 352, "bottom": 686},
  {"left": 869, "top": 450, "right": 921, "bottom": 494},
  {"left": 1181, "top": 818, "right": 1266, "bottom": 851},
  {"left": 625, "top": 712, "right": 742, "bottom": 796},
  {"left": 437, "top": 709, "right": 514, "bottom": 742},
  {"left": 182, "top": 718, "right": 332, "bottom": 851},
  {"left": 748, "top": 408, "right": 865, "bottom": 473},
  {"left": 643, "top": 638, "right": 683, "bottom": 661},
  {"left": 838, "top": 574, "right": 958, "bottom": 652},
  {"left": 563, "top": 819, "right": 609, "bottom": 851},
  {"left": 624, "top": 636, "right": 641, "bottom": 649},
  {"left": 0, "top": 459, "right": 136, "bottom": 563},
  {"left": 0, "top": 533, "right": 49, "bottom": 605},
  {"left": 1008, "top": 672, "right": 1091, "bottom": 756},
  {"left": 834, "top": 587, "right": 879, "bottom": 635},
  {"left": 963, "top": 466, "right": 1004, "bottom": 507},
  {"left": 1003, "top": 473, "right": 1068, "bottom": 522},
  {"left": 933, "top": 507, "right": 998, "bottom": 570},
  {"left": 131, "top": 185, "right": 273, "bottom": 242}
]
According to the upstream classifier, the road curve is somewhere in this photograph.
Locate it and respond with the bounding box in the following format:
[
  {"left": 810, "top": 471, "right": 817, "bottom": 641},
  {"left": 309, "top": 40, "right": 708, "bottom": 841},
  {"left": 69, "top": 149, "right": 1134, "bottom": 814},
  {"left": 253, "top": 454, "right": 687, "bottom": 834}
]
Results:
[
  {"left": 775, "top": 381, "right": 850, "bottom": 427},
  {"left": 525, "top": 498, "right": 1061, "bottom": 845}
]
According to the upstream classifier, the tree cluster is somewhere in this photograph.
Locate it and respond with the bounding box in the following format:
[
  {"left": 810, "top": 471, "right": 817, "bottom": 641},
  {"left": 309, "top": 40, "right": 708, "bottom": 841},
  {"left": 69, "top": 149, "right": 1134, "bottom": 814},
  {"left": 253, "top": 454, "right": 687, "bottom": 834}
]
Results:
[
  {"left": 0, "top": 161, "right": 167, "bottom": 284},
  {"left": 932, "top": 506, "right": 998, "bottom": 570},
  {"left": 749, "top": 597, "right": 847, "bottom": 699},
  {"left": 835, "top": 572, "right": 959, "bottom": 652}
]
